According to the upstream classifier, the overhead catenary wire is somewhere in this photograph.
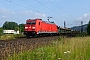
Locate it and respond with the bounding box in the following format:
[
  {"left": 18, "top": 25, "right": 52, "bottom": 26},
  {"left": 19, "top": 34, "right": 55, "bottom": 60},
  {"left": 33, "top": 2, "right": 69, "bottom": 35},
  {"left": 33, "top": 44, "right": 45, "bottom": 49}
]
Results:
[
  {"left": 47, "top": 0, "right": 74, "bottom": 19},
  {"left": 34, "top": 0, "right": 57, "bottom": 14},
  {"left": 34, "top": 0, "right": 69, "bottom": 20},
  {"left": 34, "top": 0, "right": 75, "bottom": 27},
  {"left": 44, "top": 0, "right": 74, "bottom": 23},
  {"left": 18, "top": 0, "right": 42, "bottom": 14},
  {"left": 5, "top": 0, "right": 58, "bottom": 24},
  {"left": 5, "top": 0, "right": 44, "bottom": 15},
  {"left": 47, "top": 0, "right": 78, "bottom": 26},
  {"left": 49, "top": 0, "right": 76, "bottom": 19},
  {"left": 5, "top": 0, "right": 73, "bottom": 27},
  {"left": 22, "top": 0, "right": 66, "bottom": 24},
  {"left": 6, "top": 0, "right": 68, "bottom": 20}
]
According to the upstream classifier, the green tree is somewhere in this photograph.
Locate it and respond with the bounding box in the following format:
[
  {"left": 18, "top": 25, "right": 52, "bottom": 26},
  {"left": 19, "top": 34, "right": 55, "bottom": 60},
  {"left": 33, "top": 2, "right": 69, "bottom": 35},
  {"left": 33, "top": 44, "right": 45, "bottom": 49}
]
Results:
[
  {"left": 0, "top": 27, "right": 3, "bottom": 36},
  {"left": 87, "top": 21, "right": 90, "bottom": 35},
  {"left": 3, "top": 21, "right": 18, "bottom": 30},
  {"left": 19, "top": 24, "right": 24, "bottom": 33},
  {"left": 15, "top": 27, "right": 19, "bottom": 31}
]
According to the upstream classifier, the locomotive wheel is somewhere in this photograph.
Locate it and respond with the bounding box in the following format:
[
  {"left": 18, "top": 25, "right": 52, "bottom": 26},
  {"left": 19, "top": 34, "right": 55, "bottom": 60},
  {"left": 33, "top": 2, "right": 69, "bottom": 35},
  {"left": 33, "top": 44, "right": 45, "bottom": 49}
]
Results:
[{"left": 26, "top": 35, "right": 30, "bottom": 39}]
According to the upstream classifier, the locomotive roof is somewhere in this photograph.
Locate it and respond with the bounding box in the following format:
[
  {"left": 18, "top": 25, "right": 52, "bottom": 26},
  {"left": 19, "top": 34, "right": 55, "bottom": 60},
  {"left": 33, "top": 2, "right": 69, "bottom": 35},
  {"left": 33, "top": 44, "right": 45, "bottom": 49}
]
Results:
[
  {"left": 42, "top": 21, "right": 55, "bottom": 24},
  {"left": 27, "top": 19, "right": 55, "bottom": 24},
  {"left": 27, "top": 19, "right": 42, "bottom": 20}
]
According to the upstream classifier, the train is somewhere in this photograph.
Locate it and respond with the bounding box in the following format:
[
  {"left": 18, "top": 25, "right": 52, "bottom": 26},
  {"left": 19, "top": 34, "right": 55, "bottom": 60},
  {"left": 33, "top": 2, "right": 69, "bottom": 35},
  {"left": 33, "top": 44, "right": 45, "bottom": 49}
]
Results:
[{"left": 24, "top": 18, "right": 80, "bottom": 37}]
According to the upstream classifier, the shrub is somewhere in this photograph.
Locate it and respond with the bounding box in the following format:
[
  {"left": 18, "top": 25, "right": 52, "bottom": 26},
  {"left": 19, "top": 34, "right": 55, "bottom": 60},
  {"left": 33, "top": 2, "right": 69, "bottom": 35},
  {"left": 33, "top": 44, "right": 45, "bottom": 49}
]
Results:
[{"left": 87, "top": 21, "right": 90, "bottom": 35}]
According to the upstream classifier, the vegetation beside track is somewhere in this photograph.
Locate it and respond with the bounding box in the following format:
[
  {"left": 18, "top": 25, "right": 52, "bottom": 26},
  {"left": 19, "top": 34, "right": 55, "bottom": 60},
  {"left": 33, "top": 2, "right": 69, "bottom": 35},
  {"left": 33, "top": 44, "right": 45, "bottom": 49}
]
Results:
[
  {"left": 0, "top": 34, "right": 25, "bottom": 40},
  {"left": 7, "top": 36, "right": 90, "bottom": 60}
]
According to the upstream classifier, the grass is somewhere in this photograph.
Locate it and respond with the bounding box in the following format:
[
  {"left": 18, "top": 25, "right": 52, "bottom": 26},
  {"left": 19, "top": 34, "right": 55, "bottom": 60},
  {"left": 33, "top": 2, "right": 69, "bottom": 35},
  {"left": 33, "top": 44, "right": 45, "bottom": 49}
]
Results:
[
  {"left": 0, "top": 34, "right": 25, "bottom": 40},
  {"left": 7, "top": 36, "right": 90, "bottom": 60}
]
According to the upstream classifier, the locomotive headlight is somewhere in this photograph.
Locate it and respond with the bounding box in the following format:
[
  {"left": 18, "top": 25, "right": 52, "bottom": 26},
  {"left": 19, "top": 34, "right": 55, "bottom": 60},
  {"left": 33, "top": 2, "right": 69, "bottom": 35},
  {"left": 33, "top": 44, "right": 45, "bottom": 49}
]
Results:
[
  {"left": 25, "top": 27, "right": 28, "bottom": 29},
  {"left": 32, "top": 27, "right": 35, "bottom": 29}
]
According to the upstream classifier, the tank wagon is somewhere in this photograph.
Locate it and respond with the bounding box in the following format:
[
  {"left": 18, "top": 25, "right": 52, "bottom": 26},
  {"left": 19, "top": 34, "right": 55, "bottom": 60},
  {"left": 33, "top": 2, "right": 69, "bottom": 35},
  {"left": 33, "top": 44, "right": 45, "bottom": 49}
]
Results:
[{"left": 24, "top": 19, "right": 58, "bottom": 37}]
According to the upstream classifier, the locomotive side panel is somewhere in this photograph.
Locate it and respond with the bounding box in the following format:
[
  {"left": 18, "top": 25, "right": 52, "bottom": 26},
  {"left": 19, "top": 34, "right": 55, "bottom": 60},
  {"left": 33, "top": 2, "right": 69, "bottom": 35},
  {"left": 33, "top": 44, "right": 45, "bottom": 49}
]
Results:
[
  {"left": 37, "top": 21, "right": 58, "bottom": 34},
  {"left": 37, "top": 21, "right": 46, "bottom": 34},
  {"left": 51, "top": 24, "right": 58, "bottom": 33}
]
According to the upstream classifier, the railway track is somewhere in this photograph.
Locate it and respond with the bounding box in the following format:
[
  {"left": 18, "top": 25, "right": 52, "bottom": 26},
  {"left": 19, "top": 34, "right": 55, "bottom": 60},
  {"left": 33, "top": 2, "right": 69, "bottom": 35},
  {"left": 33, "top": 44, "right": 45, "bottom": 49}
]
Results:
[{"left": 0, "top": 36, "right": 60, "bottom": 60}]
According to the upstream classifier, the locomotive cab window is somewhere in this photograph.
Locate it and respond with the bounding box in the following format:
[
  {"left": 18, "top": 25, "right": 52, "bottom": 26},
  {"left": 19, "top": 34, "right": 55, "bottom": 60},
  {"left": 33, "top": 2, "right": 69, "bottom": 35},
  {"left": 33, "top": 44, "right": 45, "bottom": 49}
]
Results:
[
  {"left": 39, "top": 22, "right": 40, "bottom": 25},
  {"left": 27, "top": 21, "right": 36, "bottom": 24},
  {"left": 31, "top": 21, "right": 36, "bottom": 24}
]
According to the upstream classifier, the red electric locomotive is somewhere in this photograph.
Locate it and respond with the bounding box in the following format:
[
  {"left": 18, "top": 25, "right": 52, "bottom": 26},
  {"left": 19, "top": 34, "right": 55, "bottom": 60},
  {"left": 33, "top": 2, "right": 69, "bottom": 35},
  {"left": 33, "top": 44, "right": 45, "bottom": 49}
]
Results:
[{"left": 24, "top": 19, "right": 58, "bottom": 37}]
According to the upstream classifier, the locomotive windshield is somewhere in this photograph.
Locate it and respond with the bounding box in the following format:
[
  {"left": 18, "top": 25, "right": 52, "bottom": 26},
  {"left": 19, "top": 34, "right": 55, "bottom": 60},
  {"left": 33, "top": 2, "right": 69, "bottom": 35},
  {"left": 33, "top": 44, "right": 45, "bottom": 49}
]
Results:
[{"left": 26, "top": 21, "right": 36, "bottom": 24}]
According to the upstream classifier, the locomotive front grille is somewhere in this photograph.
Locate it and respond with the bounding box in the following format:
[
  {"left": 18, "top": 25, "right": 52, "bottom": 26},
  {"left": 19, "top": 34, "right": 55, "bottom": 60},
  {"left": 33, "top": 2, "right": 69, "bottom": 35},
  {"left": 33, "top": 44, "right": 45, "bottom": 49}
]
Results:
[{"left": 24, "top": 31, "right": 37, "bottom": 36}]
